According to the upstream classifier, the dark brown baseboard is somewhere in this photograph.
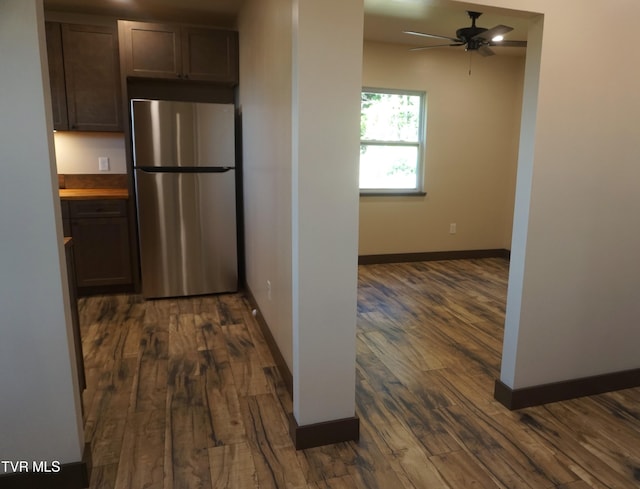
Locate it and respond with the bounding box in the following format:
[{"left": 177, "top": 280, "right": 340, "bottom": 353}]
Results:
[
  {"left": 358, "top": 248, "right": 510, "bottom": 265},
  {"left": 289, "top": 414, "right": 360, "bottom": 450},
  {"left": 243, "top": 285, "right": 294, "bottom": 396},
  {"left": 0, "top": 443, "right": 91, "bottom": 489},
  {"left": 494, "top": 368, "right": 640, "bottom": 410},
  {"left": 244, "top": 285, "right": 360, "bottom": 450}
]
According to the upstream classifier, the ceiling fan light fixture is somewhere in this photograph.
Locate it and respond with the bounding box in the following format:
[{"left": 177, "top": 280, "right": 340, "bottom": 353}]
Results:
[{"left": 492, "top": 35, "right": 504, "bottom": 42}]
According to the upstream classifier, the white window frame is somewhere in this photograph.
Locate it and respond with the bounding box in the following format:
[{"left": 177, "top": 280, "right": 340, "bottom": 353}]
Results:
[{"left": 359, "top": 87, "right": 427, "bottom": 195}]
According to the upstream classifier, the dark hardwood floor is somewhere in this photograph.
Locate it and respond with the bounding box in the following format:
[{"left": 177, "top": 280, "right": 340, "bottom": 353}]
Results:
[{"left": 78, "top": 258, "right": 640, "bottom": 488}]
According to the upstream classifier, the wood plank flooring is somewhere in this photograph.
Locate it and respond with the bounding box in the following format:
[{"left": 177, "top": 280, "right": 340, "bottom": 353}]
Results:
[{"left": 78, "top": 258, "right": 640, "bottom": 488}]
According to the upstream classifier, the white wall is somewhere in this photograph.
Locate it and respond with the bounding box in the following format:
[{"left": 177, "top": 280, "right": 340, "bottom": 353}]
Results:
[
  {"left": 54, "top": 132, "right": 127, "bottom": 174},
  {"left": 238, "top": 0, "right": 294, "bottom": 371},
  {"left": 239, "top": 0, "right": 363, "bottom": 427},
  {"left": 452, "top": 0, "right": 640, "bottom": 389},
  {"left": 360, "top": 41, "right": 524, "bottom": 255},
  {"left": 0, "top": 0, "right": 84, "bottom": 470}
]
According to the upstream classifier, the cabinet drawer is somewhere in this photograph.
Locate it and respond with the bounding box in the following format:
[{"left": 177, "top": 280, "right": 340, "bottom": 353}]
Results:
[{"left": 69, "top": 199, "right": 127, "bottom": 218}]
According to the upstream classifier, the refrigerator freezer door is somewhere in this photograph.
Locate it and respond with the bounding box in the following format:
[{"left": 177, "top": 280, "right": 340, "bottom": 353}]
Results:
[
  {"left": 131, "top": 99, "right": 235, "bottom": 168},
  {"left": 135, "top": 169, "right": 238, "bottom": 298}
]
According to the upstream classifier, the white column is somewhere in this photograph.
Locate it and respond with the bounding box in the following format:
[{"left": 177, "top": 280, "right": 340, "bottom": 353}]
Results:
[{"left": 291, "top": 0, "right": 364, "bottom": 426}]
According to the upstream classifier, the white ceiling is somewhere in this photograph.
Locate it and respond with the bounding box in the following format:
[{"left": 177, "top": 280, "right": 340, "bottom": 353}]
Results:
[{"left": 44, "top": 0, "right": 534, "bottom": 53}]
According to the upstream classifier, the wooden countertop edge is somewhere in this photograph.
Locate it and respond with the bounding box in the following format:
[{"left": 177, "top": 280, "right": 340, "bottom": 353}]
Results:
[{"left": 60, "top": 188, "right": 129, "bottom": 200}]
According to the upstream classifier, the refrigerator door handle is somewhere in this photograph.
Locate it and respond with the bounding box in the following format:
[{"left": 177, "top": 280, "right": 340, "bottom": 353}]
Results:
[
  {"left": 176, "top": 111, "right": 182, "bottom": 166},
  {"left": 136, "top": 166, "right": 234, "bottom": 173}
]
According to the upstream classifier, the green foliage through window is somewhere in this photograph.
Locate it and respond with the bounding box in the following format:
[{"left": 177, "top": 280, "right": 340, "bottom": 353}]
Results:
[{"left": 360, "top": 88, "right": 425, "bottom": 192}]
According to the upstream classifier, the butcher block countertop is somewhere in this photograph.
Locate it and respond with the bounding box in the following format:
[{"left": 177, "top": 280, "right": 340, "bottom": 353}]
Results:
[
  {"left": 58, "top": 174, "right": 128, "bottom": 200},
  {"left": 59, "top": 188, "right": 129, "bottom": 200}
]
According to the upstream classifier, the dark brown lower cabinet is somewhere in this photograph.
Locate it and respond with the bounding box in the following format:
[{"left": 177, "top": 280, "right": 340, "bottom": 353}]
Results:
[{"left": 68, "top": 199, "right": 133, "bottom": 291}]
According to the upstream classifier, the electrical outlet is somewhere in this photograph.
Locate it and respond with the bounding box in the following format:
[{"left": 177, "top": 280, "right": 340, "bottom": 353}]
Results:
[
  {"left": 449, "top": 223, "right": 457, "bottom": 234},
  {"left": 98, "top": 156, "right": 110, "bottom": 171}
]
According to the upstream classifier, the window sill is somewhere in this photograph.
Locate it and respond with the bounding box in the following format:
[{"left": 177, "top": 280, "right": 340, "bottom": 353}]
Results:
[{"left": 360, "top": 191, "right": 427, "bottom": 197}]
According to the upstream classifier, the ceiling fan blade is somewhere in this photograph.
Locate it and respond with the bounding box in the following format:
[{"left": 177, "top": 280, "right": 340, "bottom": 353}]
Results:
[
  {"left": 472, "top": 24, "right": 513, "bottom": 41},
  {"left": 404, "top": 30, "right": 461, "bottom": 43},
  {"left": 478, "top": 45, "right": 496, "bottom": 57},
  {"left": 490, "top": 40, "right": 527, "bottom": 48},
  {"left": 409, "top": 43, "right": 464, "bottom": 52}
]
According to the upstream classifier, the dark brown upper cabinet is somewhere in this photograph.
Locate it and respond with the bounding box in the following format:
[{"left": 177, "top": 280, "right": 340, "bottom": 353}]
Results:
[
  {"left": 45, "top": 22, "right": 123, "bottom": 132},
  {"left": 46, "top": 22, "right": 69, "bottom": 130},
  {"left": 118, "top": 21, "right": 239, "bottom": 85}
]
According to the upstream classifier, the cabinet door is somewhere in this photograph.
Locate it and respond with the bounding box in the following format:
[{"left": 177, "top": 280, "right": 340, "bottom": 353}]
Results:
[
  {"left": 182, "top": 27, "right": 238, "bottom": 84},
  {"left": 119, "top": 21, "right": 182, "bottom": 79},
  {"left": 45, "top": 22, "right": 69, "bottom": 130},
  {"left": 71, "top": 217, "right": 132, "bottom": 287},
  {"left": 61, "top": 24, "right": 122, "bottom": 131}
]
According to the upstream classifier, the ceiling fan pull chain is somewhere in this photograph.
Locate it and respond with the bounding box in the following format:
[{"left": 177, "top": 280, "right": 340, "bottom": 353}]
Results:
[{"left": 468, "top": 51, "right": 473, "bottom": 76}]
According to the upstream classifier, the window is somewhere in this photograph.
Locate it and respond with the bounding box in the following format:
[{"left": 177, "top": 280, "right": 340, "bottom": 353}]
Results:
[{"left": 359, "top": 88, "right": 426, "bottom": 194}]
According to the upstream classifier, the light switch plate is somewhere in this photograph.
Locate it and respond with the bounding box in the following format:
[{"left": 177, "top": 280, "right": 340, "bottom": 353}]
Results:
[{"left": 98, "top": 156, "right": 110, "bottom": 171}]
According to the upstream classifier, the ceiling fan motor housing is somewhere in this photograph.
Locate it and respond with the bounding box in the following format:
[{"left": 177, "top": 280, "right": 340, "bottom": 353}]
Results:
[{"left": 456, "top": 26, "right": 488, "bottom": 50}]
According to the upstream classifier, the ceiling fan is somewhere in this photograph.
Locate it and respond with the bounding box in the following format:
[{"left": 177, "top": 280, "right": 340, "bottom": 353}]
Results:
[{"left": 404, "top": 11, "right": 527, "bottom": 56}]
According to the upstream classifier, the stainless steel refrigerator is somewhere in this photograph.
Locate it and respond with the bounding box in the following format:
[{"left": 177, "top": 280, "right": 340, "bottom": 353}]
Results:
[{"left": 131, "top": 99, "right": 237, "bottom": 299}]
